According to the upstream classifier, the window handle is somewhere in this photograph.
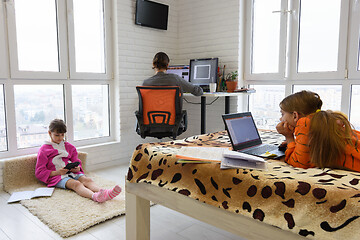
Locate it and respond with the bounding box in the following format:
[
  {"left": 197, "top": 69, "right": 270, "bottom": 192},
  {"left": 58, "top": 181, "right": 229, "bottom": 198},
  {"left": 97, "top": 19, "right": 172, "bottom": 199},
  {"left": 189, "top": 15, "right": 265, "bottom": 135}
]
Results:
[{"left": 272, "top": 10, "right": 293, "bottom": 14}]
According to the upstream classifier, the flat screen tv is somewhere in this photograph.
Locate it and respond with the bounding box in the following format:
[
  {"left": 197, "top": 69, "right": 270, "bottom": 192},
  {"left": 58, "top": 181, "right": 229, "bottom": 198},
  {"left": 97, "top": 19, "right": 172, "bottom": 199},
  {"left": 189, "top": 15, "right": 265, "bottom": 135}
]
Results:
[{"left": 135, "top": 0, "right": 169, "bottom": 30}]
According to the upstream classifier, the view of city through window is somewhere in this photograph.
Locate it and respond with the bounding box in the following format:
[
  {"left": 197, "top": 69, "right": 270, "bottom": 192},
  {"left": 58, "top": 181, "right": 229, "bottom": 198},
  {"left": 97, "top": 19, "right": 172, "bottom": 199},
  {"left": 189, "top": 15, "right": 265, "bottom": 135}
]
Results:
[
  {"left": 72, "top": 85, "right": 109, "bottom": 141},
  {"left": 0, "top": 84, "right": 111, "bottom": 150},
  {"left": 247, "top": 85, "right": 285, "bottom": 130},
  {"left": 246, "top": 85, "right": 360, "bottom": 131},
  {"left": 14, "top": 85, "right": 64, "bottom": 149}
]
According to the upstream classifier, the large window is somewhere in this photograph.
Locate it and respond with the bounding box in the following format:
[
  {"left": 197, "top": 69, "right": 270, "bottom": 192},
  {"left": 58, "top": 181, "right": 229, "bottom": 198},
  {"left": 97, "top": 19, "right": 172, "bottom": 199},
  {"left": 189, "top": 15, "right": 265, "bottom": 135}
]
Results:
[
  {"left": 244, "top": 0, "right": 359, "bottom": 130},
  {"left": 0, "top": 0, "right": 113, "bottom": 156}
]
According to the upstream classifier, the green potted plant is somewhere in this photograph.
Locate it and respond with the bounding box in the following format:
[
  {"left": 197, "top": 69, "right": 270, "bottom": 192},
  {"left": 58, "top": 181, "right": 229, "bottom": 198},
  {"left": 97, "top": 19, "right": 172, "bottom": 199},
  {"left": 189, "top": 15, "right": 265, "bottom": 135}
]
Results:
[{"left": 225, "top": 70, "right": 238, "bottom": 92}]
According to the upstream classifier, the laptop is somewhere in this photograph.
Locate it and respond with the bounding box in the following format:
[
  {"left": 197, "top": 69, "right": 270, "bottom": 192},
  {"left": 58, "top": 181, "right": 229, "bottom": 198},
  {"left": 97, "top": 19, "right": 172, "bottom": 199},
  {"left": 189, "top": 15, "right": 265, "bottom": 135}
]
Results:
[{"left": 222, "top": 112, "right": 285, "bottom": 158}]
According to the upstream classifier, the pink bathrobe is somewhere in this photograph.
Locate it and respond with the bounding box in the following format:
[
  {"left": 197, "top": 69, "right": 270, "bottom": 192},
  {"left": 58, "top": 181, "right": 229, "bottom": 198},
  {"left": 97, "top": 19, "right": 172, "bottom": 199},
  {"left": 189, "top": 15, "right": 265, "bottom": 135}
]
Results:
[{"left": 35, "top": 141, "right": 84, "bottom": 187}]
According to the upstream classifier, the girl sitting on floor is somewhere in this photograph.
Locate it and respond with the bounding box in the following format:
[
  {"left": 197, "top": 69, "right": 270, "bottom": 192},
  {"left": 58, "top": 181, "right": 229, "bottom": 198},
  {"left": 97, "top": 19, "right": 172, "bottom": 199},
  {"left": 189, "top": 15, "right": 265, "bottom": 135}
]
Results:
[
  {"left": 276, "top": 90, "right": 360, "bottom": 172},
  {"left": 35, "top": 119, "right": 121, "bottom": 202}
]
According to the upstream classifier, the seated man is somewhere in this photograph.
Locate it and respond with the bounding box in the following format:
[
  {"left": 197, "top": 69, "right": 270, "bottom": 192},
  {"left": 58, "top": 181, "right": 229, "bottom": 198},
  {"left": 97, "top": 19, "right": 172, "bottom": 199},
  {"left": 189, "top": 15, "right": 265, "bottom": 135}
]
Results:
[{"left": 143, "top": 52, "right": 203, "bottom": 97}]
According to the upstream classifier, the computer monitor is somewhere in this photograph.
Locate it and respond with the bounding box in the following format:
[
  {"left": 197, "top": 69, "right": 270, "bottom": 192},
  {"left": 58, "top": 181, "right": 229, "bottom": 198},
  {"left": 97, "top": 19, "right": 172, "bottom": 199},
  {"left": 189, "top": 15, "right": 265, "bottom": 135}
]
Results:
[
  {"left": 189, "top": 58, "right": 218, "bottom": 86},
  {"left": 167, "top": 65, "right": 190, "bottom": 81}
]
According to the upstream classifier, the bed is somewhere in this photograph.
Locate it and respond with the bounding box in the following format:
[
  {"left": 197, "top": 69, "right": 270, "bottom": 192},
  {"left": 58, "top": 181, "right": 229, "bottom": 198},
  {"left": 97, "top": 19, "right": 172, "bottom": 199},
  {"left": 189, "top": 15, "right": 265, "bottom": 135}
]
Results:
[{"left": 126, "top": 131, "right": 360, "bottom": 240}]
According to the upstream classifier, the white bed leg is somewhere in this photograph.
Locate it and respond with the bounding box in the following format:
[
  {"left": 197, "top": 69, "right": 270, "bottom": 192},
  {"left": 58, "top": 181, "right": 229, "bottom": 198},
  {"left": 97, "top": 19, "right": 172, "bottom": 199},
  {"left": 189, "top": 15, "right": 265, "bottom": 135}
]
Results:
[{"left": 126, "top": 190, "right": 150, "bottom": 240}]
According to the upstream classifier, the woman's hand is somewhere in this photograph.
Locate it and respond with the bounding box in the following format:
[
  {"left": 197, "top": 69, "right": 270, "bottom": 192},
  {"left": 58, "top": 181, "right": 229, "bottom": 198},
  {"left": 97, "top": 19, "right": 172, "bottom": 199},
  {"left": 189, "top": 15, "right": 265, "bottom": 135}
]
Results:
[
  {"left": 70, "top": 166, "right": 80, "bottom": 173},
  {"left": 276, "top": 121, "right": 295, "bottom": 144}
]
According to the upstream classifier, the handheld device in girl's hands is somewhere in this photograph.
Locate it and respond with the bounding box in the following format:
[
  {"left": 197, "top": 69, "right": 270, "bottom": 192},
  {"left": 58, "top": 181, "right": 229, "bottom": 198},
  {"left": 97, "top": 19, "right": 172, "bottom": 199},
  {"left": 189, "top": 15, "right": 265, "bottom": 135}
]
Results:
[{"left": 64, "top": 162, "right": 80, "bottom": 173}]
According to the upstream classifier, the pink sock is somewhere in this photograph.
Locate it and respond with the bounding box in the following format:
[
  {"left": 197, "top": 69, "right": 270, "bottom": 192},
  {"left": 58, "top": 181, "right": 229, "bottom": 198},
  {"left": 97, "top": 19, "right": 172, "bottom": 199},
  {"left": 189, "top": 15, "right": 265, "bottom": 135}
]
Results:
[
  {"left": 92, "top": 189, "right": 106, "bottom": 203},
  {"left": 92, "top": 185, "right": 121, "bottom": 203}
]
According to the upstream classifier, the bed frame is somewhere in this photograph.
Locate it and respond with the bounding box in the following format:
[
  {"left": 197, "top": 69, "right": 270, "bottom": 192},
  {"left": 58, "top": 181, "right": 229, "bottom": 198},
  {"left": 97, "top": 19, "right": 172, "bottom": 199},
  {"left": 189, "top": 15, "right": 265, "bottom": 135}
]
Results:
[{"left": 125, "top": 181, "right": 305, "bottom": 240}]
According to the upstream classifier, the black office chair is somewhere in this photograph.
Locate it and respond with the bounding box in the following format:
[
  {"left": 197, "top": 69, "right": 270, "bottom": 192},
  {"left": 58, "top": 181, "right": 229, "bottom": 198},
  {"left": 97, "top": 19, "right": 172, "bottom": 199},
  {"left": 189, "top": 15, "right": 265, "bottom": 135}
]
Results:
[{"left": 135, "top": 86, "right": 187, "bottom": 139}]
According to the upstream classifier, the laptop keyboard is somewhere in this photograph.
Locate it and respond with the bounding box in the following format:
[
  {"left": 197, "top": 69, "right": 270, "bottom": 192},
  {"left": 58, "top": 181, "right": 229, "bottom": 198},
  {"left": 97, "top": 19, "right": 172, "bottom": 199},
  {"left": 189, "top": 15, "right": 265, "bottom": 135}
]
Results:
[{"left": 242, "top": 144, "right": 278, "bottom": 155}]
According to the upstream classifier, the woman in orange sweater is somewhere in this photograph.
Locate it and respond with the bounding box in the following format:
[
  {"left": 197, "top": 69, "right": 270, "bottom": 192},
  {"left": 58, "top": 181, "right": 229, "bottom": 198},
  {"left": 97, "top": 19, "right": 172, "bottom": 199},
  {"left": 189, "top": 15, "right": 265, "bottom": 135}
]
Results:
[{"left": 276, "top": 90, "right": 360, "bottom": 172}]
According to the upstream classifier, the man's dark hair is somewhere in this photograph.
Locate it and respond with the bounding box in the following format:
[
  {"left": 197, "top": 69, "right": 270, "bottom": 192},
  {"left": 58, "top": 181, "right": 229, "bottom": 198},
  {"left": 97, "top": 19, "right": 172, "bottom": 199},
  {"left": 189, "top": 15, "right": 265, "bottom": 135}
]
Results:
[
  {"left": 152, "top": 52, "right": 170, "bottom": 70},
  {"left": 49, "top": 119, "right": 67, "bottom": 133}
]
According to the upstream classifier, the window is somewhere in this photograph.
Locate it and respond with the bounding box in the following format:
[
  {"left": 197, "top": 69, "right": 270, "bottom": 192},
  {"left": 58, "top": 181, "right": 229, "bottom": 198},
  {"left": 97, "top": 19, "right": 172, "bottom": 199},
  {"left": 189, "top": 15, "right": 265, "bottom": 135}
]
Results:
[
  {"left": 248, "top": 85, "right": 285, "bottom": 130},
  {"left": 0, "top": 0, "right": 113, "bottom": 157},
  {"left": 296, "top": 0, "right": 342, "bottom": 73},
  {"left": 72, "top": 85, "right": 109, "bottom": 141},
  {"left": 350, "top": 85, "right": 360, "bottom": 130},
  {"left": 0, "top": 1, "right": 7, "bottom": 79},
  {"left": 348, "top": 0, "right": 360, "bottom": 78},
  {"left": 0, "top": 85, "right": 6, "bottom": 152},
  {"left": 245, "top": 0, "right": 287, "bottom": 80},
  {"left": 289, "top": 0, "right": 348, "bottom": 79},
  {"left": 244, "top": 0, "right": 358, "bottom": 130},
  {"left": 14, "top": 85, "right": 64, "bottom": 149},
  {"left": 6, "top": 0, "right": 67, "bottom": 79},
  {"left": 72, "top": 0, "right": 105, "bottom": 74},
  {"left": 251, "top": 0, "right": 281, "bottom": 74},
  {"left": 14, "top": 0, "right": 59, "bottom": 72},
  {"left": 67, "top": 0, "right": 111, "bottom": 79}
]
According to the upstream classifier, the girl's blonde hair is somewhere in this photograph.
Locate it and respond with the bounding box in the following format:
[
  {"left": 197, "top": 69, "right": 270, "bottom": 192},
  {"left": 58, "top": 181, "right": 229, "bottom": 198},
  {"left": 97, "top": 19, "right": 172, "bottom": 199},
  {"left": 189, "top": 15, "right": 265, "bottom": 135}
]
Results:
[
  {"left": 280, "top": 90, "right": 356, "bottom": 169},
  {"left": 309, "top": 111, "right": 355, "bottom": 168},
  {"left": 279, "top": 90, "right": 322, "bottom": 116}
]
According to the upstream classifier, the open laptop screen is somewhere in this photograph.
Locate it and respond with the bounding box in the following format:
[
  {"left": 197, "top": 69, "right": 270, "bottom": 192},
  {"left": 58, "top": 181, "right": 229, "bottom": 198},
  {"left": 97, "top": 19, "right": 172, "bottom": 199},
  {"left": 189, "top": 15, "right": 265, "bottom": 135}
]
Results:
[{"left": 223, "top": 112, "right": 262, "bottom": 150}]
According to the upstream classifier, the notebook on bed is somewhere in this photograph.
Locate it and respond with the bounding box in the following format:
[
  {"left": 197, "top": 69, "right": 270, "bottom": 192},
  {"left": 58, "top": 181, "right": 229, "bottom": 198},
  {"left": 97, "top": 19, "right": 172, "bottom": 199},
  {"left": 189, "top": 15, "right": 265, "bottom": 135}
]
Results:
[{"left": 222, "top": 112, "right": 285, "bottom": 158}]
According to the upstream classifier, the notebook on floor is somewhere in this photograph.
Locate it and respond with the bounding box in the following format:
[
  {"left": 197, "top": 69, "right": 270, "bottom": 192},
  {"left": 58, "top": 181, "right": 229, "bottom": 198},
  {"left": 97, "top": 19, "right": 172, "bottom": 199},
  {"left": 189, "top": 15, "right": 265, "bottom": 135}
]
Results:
[{"left": 222, "top": 112, "right": 285, "bottom": 158}]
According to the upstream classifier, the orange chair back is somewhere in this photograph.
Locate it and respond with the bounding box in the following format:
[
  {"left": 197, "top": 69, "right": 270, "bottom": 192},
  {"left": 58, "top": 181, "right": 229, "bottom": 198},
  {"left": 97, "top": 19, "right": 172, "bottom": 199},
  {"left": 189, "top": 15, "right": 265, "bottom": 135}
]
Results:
[{"left": 137, "top": 86, "right": 181, "bottom": 125}]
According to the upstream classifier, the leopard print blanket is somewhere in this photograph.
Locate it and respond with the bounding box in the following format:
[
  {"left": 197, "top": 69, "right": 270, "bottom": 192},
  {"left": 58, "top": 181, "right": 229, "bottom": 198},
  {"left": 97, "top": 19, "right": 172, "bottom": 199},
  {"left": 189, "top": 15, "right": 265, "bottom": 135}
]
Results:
[{"left": 127, "top": 131, "right": 360, "bottom": 239}]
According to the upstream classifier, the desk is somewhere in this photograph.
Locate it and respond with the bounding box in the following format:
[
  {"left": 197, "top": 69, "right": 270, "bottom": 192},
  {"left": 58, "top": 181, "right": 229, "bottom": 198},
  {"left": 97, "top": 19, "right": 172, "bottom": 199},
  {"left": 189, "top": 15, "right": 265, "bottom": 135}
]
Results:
[{"left": 184, "top": 92, "right": 250, "bottom": 134}]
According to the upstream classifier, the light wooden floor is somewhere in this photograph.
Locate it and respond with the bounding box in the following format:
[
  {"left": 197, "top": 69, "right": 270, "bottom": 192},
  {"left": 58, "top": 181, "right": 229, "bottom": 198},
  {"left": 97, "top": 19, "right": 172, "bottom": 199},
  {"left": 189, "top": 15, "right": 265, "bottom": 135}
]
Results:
[{"left": 0, "top": 163, "right": 245, "bottom": 240}]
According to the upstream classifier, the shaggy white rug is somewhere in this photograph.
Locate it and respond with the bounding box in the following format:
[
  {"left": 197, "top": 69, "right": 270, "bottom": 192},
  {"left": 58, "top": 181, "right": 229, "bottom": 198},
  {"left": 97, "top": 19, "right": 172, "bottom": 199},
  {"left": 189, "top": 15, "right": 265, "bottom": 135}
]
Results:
[{"left": 3, "top": 153, "right": 125, "bottom": 238}]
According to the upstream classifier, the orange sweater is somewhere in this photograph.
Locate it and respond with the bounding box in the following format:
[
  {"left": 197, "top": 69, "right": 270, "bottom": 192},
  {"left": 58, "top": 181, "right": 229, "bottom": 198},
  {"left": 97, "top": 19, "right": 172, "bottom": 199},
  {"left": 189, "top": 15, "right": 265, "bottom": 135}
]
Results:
[{"left": 285, "top": 116, "right": 360, "bottom": 172}]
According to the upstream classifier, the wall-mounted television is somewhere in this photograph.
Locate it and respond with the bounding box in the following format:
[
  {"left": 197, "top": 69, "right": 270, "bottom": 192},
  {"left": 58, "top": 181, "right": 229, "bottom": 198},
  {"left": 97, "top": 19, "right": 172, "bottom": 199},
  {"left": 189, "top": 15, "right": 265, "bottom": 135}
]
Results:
[
  {"left": 135, "top": 0, "right": 169, "bottom": 30},
  {"left": 189, "top": 58, "right": 218, "bottom": 86}
]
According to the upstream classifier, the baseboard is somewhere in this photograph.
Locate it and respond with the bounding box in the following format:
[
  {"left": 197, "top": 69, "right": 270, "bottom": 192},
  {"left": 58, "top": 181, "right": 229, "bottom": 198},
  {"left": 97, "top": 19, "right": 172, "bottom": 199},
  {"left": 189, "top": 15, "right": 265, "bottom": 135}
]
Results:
[{"left": 86, "top": 159, "right": 126, "bottom": 171}]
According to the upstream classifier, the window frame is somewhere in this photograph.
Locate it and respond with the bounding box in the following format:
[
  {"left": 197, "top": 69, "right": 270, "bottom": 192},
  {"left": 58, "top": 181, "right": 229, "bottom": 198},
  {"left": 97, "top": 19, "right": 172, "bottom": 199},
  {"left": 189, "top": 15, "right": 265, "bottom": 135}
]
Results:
[
  {"left": 244, "top": 0, "right": 289, "bottom": 80},
  {"left": 287, "top": 0, "right": 349, "bottom": 80},
  {"left": 0, "top": 1, "right": 8, "bottom": 79},
  {"left": 65, "top": 81, "right": 114, "bottom": 146},
  {"left": 244, "top": 0, "right": 357, "bottom": 118},
  {"left": 66, "top": 0, "right": 113, "bottom": 80},
  {"left": 0, "top": 0, "right": 114, "bottom": 158},
  {"left": 6, "top": 0, "right": 68, "bottom": 79},
  {"left": 347, "top": 0, "right": 360, "bottom": 79}
]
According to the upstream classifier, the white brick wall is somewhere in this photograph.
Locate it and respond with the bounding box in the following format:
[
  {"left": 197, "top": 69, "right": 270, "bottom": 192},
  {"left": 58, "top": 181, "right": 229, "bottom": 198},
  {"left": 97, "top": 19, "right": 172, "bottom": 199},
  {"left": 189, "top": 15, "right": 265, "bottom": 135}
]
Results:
[
  {"left": 177, "top": 0, "right": 244, "bottom": 137},
  {"left": 110, "top": 0, "right": 181, "bottom": 167},
  {"left": 107, "top": 0, "right": 245, "bottom": 167}
]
